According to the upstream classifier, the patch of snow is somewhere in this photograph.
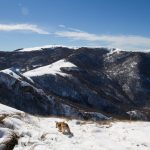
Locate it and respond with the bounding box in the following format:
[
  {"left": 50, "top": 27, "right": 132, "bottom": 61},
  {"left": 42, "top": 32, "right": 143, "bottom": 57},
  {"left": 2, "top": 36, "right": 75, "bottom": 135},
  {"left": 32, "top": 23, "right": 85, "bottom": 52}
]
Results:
[
  {"left": 0, "top": 128, "right": 16, "bottom": 143},
  {"left": 108, "top": 48, "right": 150, "bottom": 53},
  {"left": 23, "top": 59, "right": 78, "bottom": 77},
  {"left": 107, "top": 48, "right": 121, "bottom": 56},
  {"left": 23, "top": 75, "right": 34, "bottom": 83},
  {"left": 3, "top": 117, "right": 24, "bottom": 130},
  {"left": 127, "top": 110, "right": 148, "bottom": 120},
  {"left": 130, "top": 61, "right": 138, "bottom": 68},
  {"left": 32, "top": 64, "right": 42, "bottom": 68},
  {"left": 18, "top": 45, "right": 78, "bottom": 52},
  {"left": 0, "top": 104, "right": 22, "bottom": 115},
  {"left": 0, "top": 69, "right": 21, "bottom": 79}
]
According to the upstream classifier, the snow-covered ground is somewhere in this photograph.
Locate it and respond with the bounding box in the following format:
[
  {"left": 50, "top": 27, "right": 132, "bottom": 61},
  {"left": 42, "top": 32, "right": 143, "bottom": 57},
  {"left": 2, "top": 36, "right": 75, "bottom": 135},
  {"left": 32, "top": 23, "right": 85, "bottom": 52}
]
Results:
[
  {"left": 0, "top": 103, "right": 150, "bottom": 150},
  {"left": 14, "top": 118, "right": 150, "bottom": 150},
  {"left": 23, "top": 59, "right": 78, "bottom": 77},
  {"left": 0, "top": 103, "right": 23, "bottom": 115},
  {"left": 0, "top": 69, "right": 21, "bottom": 79}
]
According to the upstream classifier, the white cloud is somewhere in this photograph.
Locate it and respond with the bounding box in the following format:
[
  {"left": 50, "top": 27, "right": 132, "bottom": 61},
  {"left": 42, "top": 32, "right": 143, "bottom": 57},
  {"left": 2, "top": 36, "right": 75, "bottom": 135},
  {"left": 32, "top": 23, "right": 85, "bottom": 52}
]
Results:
[
  {"left": 0, "top": 24, "right": 49, "bottom": 34},
  {"left": 55, "top": 30, "right": 150, "bottom": 50},
  {"left": 58, "top": 25, "right": 82, "bottom": 32}
]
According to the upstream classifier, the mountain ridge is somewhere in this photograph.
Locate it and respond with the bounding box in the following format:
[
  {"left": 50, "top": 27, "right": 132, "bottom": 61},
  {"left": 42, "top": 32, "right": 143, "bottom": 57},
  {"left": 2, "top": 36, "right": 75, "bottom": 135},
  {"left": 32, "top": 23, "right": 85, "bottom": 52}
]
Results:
[{"left": 0, "top": 46, "right": 150, "bottom": 120}]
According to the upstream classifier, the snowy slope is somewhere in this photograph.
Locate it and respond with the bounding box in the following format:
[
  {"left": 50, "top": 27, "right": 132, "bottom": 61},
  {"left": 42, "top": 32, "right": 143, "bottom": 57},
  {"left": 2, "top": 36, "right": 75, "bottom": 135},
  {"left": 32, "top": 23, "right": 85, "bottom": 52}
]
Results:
[
  {"left": 23, "top": 59, "right": 78, "bottom": 77},
  {"left": 0, "top": 103, "right": 149, "bottom": 150},
  {"left": 0, "top": 103, "right": 23, "bottom": 115},
  {"left": 13, "top": 116, "right": 150, "bottom": 150},
  {"left": 0, "top": 69, "right": 21, "bottom": 80},
  {"left": 0, "top": 104, "right": 24, "bottom": 149}
]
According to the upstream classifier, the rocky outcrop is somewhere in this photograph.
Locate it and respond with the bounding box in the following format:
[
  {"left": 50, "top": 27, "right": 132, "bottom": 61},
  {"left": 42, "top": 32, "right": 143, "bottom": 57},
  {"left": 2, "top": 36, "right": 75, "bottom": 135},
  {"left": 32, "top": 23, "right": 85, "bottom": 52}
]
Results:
[{"left": 0, "top": 128, "right": 18, "bottom": 150}]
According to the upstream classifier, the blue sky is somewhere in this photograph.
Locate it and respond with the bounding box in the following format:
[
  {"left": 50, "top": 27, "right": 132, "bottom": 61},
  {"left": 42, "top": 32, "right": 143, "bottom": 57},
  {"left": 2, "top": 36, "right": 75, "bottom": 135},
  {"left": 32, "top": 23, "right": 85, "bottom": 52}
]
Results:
[{"left": 0, "top": 0, "right": 150, "bottom": 51}]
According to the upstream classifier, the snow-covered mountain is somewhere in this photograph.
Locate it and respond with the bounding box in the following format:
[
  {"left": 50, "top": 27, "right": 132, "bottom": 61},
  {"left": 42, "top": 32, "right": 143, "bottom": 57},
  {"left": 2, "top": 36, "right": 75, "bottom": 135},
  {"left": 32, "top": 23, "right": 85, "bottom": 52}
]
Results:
[{"left": 0, "top": 46, "right": 150, "bottom": 120}]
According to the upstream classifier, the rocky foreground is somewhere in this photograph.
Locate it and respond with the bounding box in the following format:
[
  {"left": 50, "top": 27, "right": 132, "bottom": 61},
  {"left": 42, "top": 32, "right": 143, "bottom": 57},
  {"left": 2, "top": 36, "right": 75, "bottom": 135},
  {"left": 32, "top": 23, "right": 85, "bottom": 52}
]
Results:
[{"left": 0, "top": 103, "right": 150, "bottom": 150}]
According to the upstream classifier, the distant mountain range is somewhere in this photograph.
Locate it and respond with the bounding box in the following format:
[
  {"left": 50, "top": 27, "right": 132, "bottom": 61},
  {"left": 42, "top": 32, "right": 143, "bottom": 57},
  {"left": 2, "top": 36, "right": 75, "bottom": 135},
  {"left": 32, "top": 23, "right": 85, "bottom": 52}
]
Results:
[{"left": 0, "top": 46, "right": 150, "bottom": 120}]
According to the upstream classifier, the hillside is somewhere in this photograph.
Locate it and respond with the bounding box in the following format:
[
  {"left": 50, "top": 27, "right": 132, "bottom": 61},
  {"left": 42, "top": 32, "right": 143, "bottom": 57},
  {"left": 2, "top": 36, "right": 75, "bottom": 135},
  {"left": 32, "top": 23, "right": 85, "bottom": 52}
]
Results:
[{"left": 0, "top": 46, "right": 150, "bottom": 120}]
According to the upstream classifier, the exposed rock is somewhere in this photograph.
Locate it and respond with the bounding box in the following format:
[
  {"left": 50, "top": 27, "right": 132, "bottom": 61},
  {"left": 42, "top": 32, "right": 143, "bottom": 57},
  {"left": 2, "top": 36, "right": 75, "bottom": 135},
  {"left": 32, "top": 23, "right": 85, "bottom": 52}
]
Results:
[{"left": 0, "top": 128, "right": 18, "bottom": 150}]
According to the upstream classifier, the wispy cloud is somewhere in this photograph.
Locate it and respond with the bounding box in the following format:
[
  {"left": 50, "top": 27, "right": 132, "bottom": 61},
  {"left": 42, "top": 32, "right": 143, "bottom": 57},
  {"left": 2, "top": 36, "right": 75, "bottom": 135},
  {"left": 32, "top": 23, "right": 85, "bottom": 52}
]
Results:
[
  {"left": 58, "top": 25, "right": 82, "bottom": 32},
  {"left": 58, "top": 24, "right": 66, "bottom": 28},
  {"left": 55, "top": 28, "right": 150, "bottom": 50},
  {"left": 0, "top": 24, "right": 49, "bottom": 34}
]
